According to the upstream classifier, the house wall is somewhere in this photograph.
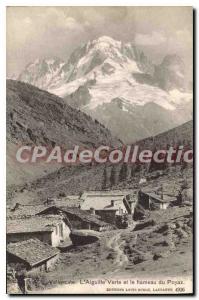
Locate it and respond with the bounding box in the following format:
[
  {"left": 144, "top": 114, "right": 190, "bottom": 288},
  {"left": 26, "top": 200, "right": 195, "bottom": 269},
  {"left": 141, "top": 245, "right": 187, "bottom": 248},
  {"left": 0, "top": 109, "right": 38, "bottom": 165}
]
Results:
[
  {"left": 45, "top": 254, "right": 59, "bottom": 271},
  {"left": 51, "top": 221, "right": 70, "bottom": 247},
  {"left": 130, "top": 201, "right": 137, "bottom": 214},
  {"left": 95, "top": 210, "right": 117, "bottom": 225},
  {"left": 115, "top": 206, "right": 128, "bottom": 216},
  {"left": 160, "top": 202, "right": 169, "bottom": 210},
  {"left": 138, "top": 191, "right": 150, "bottom": 209},
  {"left": 7, "top": 252, "right": 29, "bottom": 271},
  {"left": 149, "top": 197, "right": 170, "bottom": 210},
  {"left": 123, "top": 197, "right": 137, "bottom": 215},
  {"left": 7, "top": 222, "right": 70, "bottom": 248},
  {"left": 27, "top": 254, "right": 59, "bottom": 272}
]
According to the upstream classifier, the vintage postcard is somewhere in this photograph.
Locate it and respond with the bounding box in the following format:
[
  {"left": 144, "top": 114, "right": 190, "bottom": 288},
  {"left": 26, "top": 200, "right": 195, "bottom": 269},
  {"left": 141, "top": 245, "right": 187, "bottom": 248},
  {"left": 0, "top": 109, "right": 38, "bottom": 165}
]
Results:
[{"left": 6, "top": 6, "right": 193, "bottom": 294}]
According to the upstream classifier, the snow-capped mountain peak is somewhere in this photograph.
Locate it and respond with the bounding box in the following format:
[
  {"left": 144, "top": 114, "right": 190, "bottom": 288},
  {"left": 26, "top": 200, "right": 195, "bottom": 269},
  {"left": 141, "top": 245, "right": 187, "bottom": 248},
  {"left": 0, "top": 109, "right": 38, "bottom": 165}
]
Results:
[
  {"left": 17, "top": 36, "right": 154, "bottom": 91},
  {"left": 17, "top": 36, "right": 192, "bottom": 143},
  {"left": 86, "top": 36, "right": 122, "bottom": 51},
  {"left": 18, "top": 57, "right": 67, "bottom": 90}
]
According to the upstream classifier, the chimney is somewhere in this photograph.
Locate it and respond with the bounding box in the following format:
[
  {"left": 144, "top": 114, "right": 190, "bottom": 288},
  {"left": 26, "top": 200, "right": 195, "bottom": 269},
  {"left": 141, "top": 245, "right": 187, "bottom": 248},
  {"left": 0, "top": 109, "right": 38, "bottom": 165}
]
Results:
[
  {"left": 111, "top": 200, "right": 115, "bottom": 207},
  {"left": 90, "top": 207, "right": 95, "bottom": 215},
  {"left": 46, "top": 198, "right": 56, "bottom": 206}
]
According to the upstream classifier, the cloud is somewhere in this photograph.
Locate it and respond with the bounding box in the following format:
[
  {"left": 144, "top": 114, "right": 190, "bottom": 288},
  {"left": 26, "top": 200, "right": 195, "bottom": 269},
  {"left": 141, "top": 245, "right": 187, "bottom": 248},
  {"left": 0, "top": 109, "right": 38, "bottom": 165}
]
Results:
[
  {"left": 175, "top": 29, "right": 192, "bottom": 45},
  {"left": 135, "top": 31, "right": 167, "bottom": 46},
  {"left": 41, "top": 8, "right": 83, "bottom": 32},
  {"left": 63, "top": 17, "right": 83, "bottom": 31},
  {"left": 6, "top": 7, "right": 192, "bottom": 78}
]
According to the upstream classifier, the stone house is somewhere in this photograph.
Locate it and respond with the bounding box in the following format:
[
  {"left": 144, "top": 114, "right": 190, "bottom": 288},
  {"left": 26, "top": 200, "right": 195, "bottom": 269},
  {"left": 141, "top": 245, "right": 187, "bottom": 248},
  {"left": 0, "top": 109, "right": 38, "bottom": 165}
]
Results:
[
  {"left": 37, "top": 206, "right": 113, "bottom": 232},
  {"left": 138, "top": 190, "right": 176, "bottom": 210},
  {"left": 7, "top": 216, "right": 71, "bottom": 247},
  {"left": 80, "top": 190, "right": 135, "bottom": 224},
  {"left": 7, "top": 238, "right": 59, "bottom": 272}
]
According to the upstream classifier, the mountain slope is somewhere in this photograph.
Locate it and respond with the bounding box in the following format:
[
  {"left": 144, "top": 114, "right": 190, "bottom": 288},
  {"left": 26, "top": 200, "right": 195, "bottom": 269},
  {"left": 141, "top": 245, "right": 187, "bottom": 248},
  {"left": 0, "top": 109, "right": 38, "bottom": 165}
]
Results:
[
  {"left": 135, "top": 120, "right": 193, "bottom": 149},
  {"left": 7, "top": 120, "right": 193, "bottom": 205},
  {"left": 7, "top": 79, "right": 121, "bottom": 186},
  {"left": 7, "top": 79, "right": 120, "bottom": 148},
  {"left": 85, "top": 98, "right": 190, "bottom": 143}
]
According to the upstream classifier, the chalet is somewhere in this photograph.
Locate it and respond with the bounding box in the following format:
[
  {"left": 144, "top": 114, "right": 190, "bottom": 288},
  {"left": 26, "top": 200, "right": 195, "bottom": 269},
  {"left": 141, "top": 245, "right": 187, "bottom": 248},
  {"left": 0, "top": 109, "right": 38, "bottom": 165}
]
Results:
[
  {"left": 80, "top": 190, "right": 136, "bottom": 224},
  {"left": 37, "top": 206, "right": 113, "bottom": 232},
  {"left": 138, "top": 190, "right": 176, "bottom": 210},
  {"left": 7, "top": 216, "right": 71, "bottom": 247},
  {"left": 7, "top": 239, "right": 59, "bottom": 272}
]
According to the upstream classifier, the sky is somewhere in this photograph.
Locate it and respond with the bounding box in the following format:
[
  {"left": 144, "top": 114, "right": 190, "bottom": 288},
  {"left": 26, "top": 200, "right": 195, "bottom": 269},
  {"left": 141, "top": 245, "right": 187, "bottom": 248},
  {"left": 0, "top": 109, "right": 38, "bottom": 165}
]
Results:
[{"left": 7, "top": 6, "right": 193, "bottom": 78}]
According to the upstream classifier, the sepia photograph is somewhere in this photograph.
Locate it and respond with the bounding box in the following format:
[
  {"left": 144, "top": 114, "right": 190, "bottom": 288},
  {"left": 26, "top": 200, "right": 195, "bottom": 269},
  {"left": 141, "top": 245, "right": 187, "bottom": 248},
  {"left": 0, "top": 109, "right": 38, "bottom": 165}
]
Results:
[{"left": 6, "top": 5, "right": 193, "bottom": 294}]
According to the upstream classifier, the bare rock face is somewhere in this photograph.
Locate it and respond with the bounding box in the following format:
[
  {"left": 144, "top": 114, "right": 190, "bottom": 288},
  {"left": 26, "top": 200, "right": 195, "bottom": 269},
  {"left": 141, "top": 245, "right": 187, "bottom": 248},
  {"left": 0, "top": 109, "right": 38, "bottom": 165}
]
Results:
[
  {"left": 65, "top": 85, "right": 91, "bottom": 109},
  {"left": 154, "top": 54, "right": 186, "bottom": 91}
]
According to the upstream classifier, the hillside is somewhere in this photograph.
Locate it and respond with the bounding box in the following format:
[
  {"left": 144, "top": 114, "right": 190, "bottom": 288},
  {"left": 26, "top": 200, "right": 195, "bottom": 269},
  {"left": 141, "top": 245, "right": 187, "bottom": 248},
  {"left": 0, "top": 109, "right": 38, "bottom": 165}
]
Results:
[
  {"left": 103, "top": 120, "right": 193, "bottom": 190},
  {"left": 7, "top": 120, "right": 193, "bottom": 205},
  {"left": 7, "top": 79, "right": 120, "bottom": 148},
  {"left": 7, "top": 79, "right": 120, "bottom": 185},
  {"left": 136, "top": 120, "right": 193, "bottom": 149}
]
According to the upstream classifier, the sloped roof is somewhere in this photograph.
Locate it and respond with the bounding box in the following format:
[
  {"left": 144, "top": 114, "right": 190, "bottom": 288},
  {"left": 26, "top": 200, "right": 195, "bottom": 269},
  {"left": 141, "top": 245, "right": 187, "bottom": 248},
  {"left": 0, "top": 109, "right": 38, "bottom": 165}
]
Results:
[
  {"left": 80, "top": 190, "right": 134, "bottom": 199},
  {"left": 7, "top": 198, "right": 82, "bottom": 219},
  {"left": 141, "top": 191, "right": 176, "bottom": 203},
  {"left": 59, "top": 206, "right": 109, "bottom": 226},
  {"left": 39, "top": 206, "right": 110, "bottom": 227},
  {"left": 80, "top": 196, "right": 127, "bottom": 211},
  {"left": 80, "top": 190, "right": 135, "bottom": 211},
  {"left": 45, "top": 197, "right": 82, "bottom": 207},
  {"left": 7, "top": 239, "right": 59, "bottom": 267},
  {"left": 7, "top": 216, "right": 63, "bottom": 234},
  {"left": 64, "top": 195, "right": 82, "bottom": 206},
  {"left": 7, "top": 204, "right": 47, "bottom": 219}
]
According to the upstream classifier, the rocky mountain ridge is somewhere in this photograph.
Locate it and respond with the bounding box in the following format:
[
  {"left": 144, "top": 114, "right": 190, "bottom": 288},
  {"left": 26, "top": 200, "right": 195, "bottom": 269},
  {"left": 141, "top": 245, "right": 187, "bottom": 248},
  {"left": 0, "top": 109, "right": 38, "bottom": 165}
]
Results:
[{"left": 16, "top": 36, "right": 192, "bottom": 143}]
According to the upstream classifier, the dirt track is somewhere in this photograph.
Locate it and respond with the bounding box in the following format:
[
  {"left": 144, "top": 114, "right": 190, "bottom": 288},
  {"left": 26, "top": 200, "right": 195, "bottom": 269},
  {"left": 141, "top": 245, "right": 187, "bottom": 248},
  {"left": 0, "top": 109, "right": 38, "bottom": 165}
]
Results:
[{"left": 106, "top": 232, "right": 128, "bottom": 272}]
